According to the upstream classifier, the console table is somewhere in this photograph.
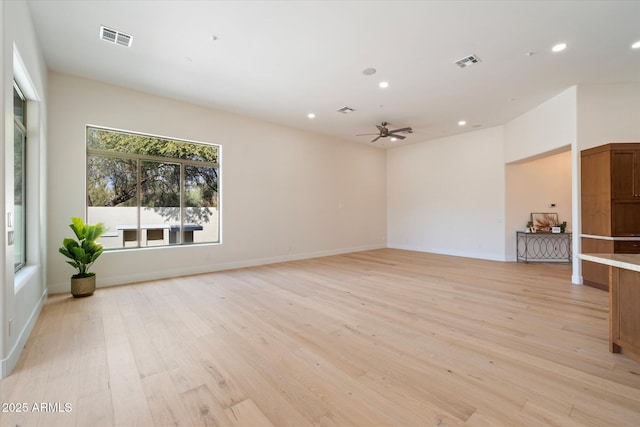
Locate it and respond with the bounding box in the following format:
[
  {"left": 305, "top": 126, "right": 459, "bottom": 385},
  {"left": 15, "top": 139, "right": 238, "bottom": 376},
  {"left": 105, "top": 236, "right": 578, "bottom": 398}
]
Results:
[{"left": 516, "top": 231, "right": 572, "bottom": 263}]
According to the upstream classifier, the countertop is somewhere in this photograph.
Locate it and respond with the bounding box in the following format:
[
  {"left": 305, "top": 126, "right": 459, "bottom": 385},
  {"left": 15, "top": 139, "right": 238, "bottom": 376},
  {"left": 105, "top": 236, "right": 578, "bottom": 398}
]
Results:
[
  {"left": 581, "top": 234, "right": 640, "bottom": 241},
  {"left": 579, "top": 253, "right": 640, "bottom": 273}
]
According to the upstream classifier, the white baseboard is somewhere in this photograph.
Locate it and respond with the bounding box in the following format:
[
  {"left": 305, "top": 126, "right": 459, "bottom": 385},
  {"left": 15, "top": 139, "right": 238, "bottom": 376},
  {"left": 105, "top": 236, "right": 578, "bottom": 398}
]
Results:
[
  {"left": 1, "top": 287, "right": 48, "bottom": 378},
  {"left": 48, "top": 244, "right": 386, "bottom": 294},
  {"left": 387, "top": 243, "right": 506, "bottom": 262}
]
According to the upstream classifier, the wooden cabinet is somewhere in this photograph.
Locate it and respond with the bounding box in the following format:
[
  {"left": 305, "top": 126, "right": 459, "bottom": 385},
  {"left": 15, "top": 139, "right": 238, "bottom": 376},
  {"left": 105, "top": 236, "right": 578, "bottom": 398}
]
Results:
[
  {"left": 581, "top": 237, "right": 614, "bottom": 290},
  {"left": 610, "top": 266, "right": 640, "bottom": 362},
  {"left": 581, "top": 143, "right": 640, "bottom": 237},
  {"left": 611, "top": 150, "right": 640, "bottom": 199},
  {"left": 581, "top": 238, "right": 640, "bottom": 290},
  {"left": 581, "top": 143, "right": 640, "bottom": 290},
  {"left": 612, "top": 201, "right": 640, "bottom": 236}
]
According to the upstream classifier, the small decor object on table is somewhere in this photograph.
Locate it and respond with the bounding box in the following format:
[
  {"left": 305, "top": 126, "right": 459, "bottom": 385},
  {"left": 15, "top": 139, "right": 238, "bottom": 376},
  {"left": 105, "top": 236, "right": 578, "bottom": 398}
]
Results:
[
  {"left": 59, "top": 217, "right": 106, "bottom": 297},
  {"left": 531, "top": 212, "right": 559, "bottom": 233}
]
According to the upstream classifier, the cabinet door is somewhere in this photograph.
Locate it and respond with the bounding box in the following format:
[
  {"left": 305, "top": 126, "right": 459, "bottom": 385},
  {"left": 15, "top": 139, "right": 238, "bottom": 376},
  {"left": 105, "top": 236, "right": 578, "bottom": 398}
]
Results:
[
  {"left": 581, "top": 151, "right": 612, "bottom": 235},
  {"left": 635, "top": 152, "right": 640, "bottom": 198},
  {"left": 612, "top": 151, "right": 636, "bottom": 199},
  {"left": 612, "top": 201, "right": 640, "bottom": 236}
]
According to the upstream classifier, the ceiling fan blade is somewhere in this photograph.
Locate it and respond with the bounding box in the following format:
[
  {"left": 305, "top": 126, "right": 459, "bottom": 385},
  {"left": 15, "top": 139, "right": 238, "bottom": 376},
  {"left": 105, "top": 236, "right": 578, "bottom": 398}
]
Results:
[
  {"left": 376, "top": 124, "right": 386, "bottom": 132},
  {"left": 389, "top": 127, "right": 412, "bottom": 134},
  {"left": 388, "top": 133, "right": 406, "bottom": 140},
  {"left": 371, "top": 136, "right": 381, "bottom": 143},
  {"left": 356, "top": 133, "right": 379, "bottom": 136}
]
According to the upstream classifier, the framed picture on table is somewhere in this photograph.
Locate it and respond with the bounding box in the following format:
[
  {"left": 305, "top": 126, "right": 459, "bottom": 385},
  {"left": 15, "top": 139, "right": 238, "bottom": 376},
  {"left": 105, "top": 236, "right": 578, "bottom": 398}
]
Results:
[{"left": 531, "top": 212, "right": 559, "bottom": 232}]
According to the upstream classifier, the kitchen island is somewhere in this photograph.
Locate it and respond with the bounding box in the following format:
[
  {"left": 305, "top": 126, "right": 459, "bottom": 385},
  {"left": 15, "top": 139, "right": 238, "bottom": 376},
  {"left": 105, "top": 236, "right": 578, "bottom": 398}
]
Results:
[{"left": 579, "top": 253, "right": 640, "bottom": 362}]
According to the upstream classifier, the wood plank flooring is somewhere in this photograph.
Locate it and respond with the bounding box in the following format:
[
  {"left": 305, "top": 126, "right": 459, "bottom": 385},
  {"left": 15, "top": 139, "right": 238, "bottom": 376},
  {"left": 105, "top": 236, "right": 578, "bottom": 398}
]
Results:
[{"left": 2, "top": 249, "right": 640, "bottom": 426}]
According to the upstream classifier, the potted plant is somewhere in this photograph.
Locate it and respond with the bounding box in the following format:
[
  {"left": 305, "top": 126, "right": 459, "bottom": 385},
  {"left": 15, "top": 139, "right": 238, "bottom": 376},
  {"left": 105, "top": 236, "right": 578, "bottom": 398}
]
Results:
[{"left": 59, "top": 217, "right": 106, "bottom": 297}]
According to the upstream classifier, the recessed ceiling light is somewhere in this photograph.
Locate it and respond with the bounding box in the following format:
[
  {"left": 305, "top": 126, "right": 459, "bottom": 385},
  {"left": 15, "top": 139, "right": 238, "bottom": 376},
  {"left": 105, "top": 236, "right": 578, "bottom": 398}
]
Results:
[
  {"left": 307, "top": 113, "right": 315, "bottom": 119},
  {"left": 379, "top": 81, "right": 389, "bottom": 89},
  {"left": 552, "top": 43, "right": 567, "bottom": 52},
  {"left": 458, "top": 120, "right": 467, "bottom": 126},
  {"left": 390, "top": 137, "right": 398, "bottom": 142},
  {"left": 363, "top": 68, "right": 377, "bottom": 76},
  {"left": 632, "top": 40, "right": 640, "bottom": 49}
]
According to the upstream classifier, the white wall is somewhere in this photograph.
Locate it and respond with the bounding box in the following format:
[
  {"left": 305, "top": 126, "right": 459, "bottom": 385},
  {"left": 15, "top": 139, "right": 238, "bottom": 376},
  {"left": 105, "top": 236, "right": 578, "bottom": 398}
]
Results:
[
  {"left": 504, "top": 87, "right": 577, "bottom": 163},
  {"left": 387, "top": 127, "right": 506, "bottom": 261},
  {"left": 47, "top": 72, "right": 387, "bottom": 293},
  {"left": 1, "top": 0, "right": 49, "bottom": 378},
  {"left": 576, "top": 83, "right": 640, "bottom": 151},
  {"left": 504, "top": 150, "right": 572, "bottom": 260}
]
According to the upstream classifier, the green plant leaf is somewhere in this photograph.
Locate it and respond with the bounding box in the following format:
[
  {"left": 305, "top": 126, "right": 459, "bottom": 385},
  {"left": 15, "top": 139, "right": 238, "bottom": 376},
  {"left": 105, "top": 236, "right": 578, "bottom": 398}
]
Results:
[
  {"left": 66, "top": 260, "right": 80, "bottom": 269},
  {"left": 59, "top": 247, "right": 73, "bottom": 259},
  {"left": 70, "top": 217, "right": 86, "bottom": 240}
]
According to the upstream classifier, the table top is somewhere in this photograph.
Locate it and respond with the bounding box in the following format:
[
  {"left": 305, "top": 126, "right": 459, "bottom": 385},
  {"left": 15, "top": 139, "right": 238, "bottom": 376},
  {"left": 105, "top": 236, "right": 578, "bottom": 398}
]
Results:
[{"left": 517, "top": 231, "right": 571, "bottom": 235}]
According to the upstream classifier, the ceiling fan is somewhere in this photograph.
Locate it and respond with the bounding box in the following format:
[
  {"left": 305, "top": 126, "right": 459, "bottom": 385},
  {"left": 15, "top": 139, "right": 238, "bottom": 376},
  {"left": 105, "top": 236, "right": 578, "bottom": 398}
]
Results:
[{"left": 357, "top": 122, "right": 413, "bottom": 143}]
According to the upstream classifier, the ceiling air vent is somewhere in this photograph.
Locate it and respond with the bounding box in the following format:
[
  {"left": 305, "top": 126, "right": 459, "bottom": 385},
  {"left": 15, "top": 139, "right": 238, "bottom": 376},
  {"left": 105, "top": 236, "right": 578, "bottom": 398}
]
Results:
[
  {"left": 100, "top": 26, "right": 133, "bottom": 47},
  {"left": 337, "top": 106, "right": 356, "bottom": 114},
  {"left": 455, "top": 54, "right": 481, "bottom": 68}
]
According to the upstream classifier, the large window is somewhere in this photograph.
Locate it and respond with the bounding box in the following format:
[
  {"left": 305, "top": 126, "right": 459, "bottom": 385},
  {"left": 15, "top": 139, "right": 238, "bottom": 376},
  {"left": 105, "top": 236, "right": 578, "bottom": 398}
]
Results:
[
  {"left": 86, "top": 126, "right": 220, "bottom": 249},
  {"left": 14, "top": 82, "right": 27, "bottom": 271}
]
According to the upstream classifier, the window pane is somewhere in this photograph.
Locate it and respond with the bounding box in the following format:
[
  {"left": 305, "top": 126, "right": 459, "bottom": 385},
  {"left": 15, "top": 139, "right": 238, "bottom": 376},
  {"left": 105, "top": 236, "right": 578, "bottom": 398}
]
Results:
[
  {"left": 87, "top": 127, "right": 218, "bottom": 162},
  {"left": 14, "top": 84, "right": 25, "bottom": 125},
  {"left": 185, "top": 165, "right": 219, "bottom": 243},
  {"left": 141, "top": 161, "right": 180, "bottom": 246},
  {"left": 87, "top": 156, "right": 138, "bottom": 248},
  {"left": 14, "top": 122, "right": 26, "bottom": 270}
]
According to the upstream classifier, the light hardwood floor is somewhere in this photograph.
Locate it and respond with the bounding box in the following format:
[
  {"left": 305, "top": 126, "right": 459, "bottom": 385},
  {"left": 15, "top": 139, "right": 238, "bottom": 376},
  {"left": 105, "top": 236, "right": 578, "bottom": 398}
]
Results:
[{"left": 2, "top": 249, "right": 640, "bottom": 426}]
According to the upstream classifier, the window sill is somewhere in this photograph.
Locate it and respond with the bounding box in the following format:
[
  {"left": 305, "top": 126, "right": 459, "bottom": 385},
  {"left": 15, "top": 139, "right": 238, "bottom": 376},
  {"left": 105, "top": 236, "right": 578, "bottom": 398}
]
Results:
[{"left": 14, "top": 265, "right": 39, "bottom": 293}]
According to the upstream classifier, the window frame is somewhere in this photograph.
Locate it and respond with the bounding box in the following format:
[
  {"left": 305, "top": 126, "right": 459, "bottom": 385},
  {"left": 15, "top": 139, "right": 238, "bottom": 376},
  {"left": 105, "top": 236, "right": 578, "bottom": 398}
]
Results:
[
  {"left": 86, "top": 125, "right": 221, "bottom": 250},
  {"left": 13, "top": 81, "right": 27, "bottom": 272}
]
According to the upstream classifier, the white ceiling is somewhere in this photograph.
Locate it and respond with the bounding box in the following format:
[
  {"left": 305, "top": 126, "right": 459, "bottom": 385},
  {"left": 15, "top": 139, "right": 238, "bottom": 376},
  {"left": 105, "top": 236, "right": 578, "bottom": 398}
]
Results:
[{"left": 26, "top": 0, "right": 640, "bottom": 148}]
